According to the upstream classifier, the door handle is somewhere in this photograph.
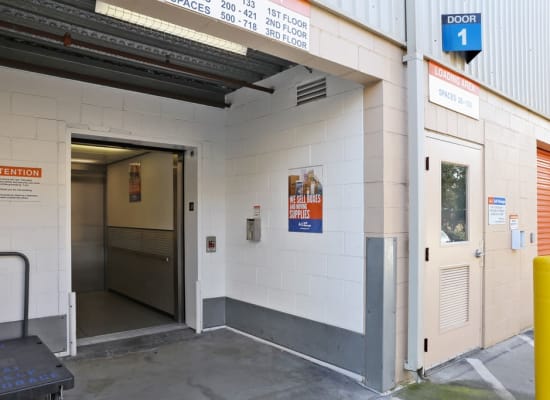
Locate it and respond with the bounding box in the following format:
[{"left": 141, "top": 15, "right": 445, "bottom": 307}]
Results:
[{"left": 475, "top": 248, "right": 484, "bottom": 258}]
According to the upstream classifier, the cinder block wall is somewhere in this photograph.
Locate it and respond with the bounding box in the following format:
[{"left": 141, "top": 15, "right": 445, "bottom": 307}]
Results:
[
  {"left": 0, "top": 66, "right": 227, "bottom": 326},
  {"left": 423, "top": 61, "right": 550, "bottom": 346},
  {"left": 225, "top": 67, "right": 366, "bottom": 333}
]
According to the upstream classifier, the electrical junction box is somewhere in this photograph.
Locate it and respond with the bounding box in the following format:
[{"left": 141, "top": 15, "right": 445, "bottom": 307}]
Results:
[
  {"left": 246, "top": 218, "right": 261, "bottom": 242},
  {"left": 511, "top": 230, "right": 525, "bottom": 250}
]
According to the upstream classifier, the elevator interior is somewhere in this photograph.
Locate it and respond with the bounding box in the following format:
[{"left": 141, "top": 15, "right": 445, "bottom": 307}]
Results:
[{"left": 71, "top": 142, "right": 183, "bottom": 339}]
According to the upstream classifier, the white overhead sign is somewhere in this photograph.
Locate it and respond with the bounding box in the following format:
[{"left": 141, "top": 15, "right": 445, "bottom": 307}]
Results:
[
  {"left": 160, "top": 0, "right": 311, "bottom": 51},
  {"left": 429, "top": 61, "right": 480, "bottom": 119}
]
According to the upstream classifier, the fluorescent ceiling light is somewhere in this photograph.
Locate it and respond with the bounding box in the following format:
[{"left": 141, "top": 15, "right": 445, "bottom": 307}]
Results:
[
  {"left": 71, "top": 144, "right": 130, "bottom": 153},
  {"left": 71, "top": 158, "right": 102, "bottom": 164},
  {"left": 95, "top": 1, "right": 248, "bottom": 55}
]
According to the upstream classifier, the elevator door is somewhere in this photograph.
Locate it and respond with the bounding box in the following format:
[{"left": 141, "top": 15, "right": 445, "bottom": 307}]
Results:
[{"left": 71, "top": 142, "right": 185, "bottom": 338}]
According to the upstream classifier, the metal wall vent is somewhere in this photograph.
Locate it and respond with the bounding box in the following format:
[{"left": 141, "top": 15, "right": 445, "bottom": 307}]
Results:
[
  {"left": 439, "top": 265, "right": 470, "bottom": 331},
  {"left": 297, "top": 78, "right": 327, "bottom": 106}
]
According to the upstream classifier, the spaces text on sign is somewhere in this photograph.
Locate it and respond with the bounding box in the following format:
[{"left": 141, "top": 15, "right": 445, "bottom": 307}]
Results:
[
  {"left": 160, "top": 0, "right": 310, "bottom": 50},
  {"left": 428, "top": 61, "right": 480, "bottom": 119}
]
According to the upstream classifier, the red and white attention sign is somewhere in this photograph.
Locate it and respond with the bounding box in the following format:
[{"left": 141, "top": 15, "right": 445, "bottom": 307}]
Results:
[
  {"left": 428, "top": 61, "right": 480, "bottom": 120},
  {"left": 0, "top": 165, "right": 43, "bottom": 202}
]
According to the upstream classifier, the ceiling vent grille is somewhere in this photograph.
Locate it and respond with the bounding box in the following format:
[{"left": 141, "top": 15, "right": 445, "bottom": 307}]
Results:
[{"left": 297, "top": 78, "right": 327, "bottom": 106}]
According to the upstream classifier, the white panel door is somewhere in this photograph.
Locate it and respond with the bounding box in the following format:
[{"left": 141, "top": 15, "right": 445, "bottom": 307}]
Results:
[{"left": 424, "top": 134, "right": 483, "bottom": 369}]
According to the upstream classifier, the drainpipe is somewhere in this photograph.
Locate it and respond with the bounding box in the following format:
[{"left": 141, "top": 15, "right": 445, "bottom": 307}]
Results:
[{"left": 404, "top": 0, "right": 425, "bottom": 376}]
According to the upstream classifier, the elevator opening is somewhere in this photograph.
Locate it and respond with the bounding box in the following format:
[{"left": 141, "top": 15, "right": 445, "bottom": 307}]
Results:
[{"left": 71, "top": 141, "right": 185, "bottom": 339}]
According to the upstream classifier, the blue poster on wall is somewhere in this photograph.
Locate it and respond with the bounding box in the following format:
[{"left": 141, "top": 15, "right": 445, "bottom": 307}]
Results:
[{"left": 288, "top": 166, "right": 323, "bottom": 233}]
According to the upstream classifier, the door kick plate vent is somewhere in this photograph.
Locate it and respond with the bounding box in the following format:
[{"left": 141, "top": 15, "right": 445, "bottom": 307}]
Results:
[
  {"left": 439, "top": 265, "right": 470, "bottom": 331},
  {"left": 297, "top": 77, "right": 327, "bottom": 106}
]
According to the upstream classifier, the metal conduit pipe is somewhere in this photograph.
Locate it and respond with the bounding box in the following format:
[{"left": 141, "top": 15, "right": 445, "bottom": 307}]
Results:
[
  {"left": 404, "top": 0, "right": 425, "bottom": 377},
  {"left": 0, "top": 20, "right": 275, "bottom": 94}
]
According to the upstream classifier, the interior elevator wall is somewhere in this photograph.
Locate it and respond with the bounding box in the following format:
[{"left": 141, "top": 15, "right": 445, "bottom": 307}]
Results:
[
  {"left": 71, "top": 166, "right": 106, "bottom": 293},
  {"left": 106, "top": 152, "right": 176, "bottom": 315}
]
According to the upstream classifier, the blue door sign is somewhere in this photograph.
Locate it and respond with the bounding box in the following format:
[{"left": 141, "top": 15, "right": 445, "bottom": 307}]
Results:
[{"left": 442, "top": 13, "right": 482, "bottom": 63}]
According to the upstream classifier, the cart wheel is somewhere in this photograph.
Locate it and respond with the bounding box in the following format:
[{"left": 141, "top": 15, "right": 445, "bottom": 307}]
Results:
[{"left": 49, "top": 386, "right": 64, "bottom": 400}]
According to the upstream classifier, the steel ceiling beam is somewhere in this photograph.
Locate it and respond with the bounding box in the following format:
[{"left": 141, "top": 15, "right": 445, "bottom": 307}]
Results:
[
  {"left": 0, "top": 55, "right": 229, "bottom": 108},
  {"left": 0, "top": 0, "right": 288, "bottom": 81},
  {"left": 0, "top": 20, "right": 275, "bottom": 94},
  {"left": 0, "top": 34, "right": 229, "bottom": 95}
]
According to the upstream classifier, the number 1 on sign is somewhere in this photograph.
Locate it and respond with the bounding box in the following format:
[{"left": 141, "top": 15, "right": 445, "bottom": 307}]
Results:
[{"left": 458, "top": 28, "right": 467, "bottom": 46}]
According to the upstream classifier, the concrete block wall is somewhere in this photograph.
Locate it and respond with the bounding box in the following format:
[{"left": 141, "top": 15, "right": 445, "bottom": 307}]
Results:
[
  {"left": 0, "top": 66, "right": 227, "bottom": 326},
  {"left": 424, "top": 61, "right": 550, "bottom": 346},
  {"left": 225, "top": 67, "right": 365, "bottom": 333},
  {"left": 363, "top": 76, "right": 409, "bottom": 383}
]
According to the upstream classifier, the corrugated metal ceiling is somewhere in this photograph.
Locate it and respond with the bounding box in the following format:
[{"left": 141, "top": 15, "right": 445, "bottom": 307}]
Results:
[{"left": 0, "top": 0, "right": 295, "bottom": 108}]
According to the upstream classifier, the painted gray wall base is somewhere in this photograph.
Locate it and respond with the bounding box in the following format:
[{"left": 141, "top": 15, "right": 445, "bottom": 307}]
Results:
[
  {"left": 0, "top": 315, "right": 67, "bottom": 353},
  {"left": 365, "top": 237, "right": 397, "bottom": 392},
  {"left": 225, "top": 297, "right": 365, "bottom": 374},
  {"left": 203, "top": 297, "right": 226, "bottom": 328}
]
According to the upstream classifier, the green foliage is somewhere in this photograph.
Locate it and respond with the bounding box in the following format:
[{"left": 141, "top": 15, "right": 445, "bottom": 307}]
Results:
[
  {"left": 397, "top": 382, "right": 501, "bottom": 400},
  {"left": 441, "top": 163, "right": 467, "bottom": 242}
]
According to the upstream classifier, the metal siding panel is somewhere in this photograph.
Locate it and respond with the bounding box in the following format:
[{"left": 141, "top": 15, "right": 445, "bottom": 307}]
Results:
[
  {"left": 314, "top": 1, "right": 548, "bottom": 117},
  {"left": 365, "top": 237, "right": 397, "bottom": 392},
  {"left": 225, "top": 298, "right": 365, "bottom": 374},
  {"left": 313, "top": 0, "right": 406, "bottom": 43},
  {"left": 421, "top": 0, "right": 550, "bottom": 118}
]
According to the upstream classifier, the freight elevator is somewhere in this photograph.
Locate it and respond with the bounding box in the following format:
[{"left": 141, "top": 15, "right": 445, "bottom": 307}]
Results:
[{"left": 71, "top": 141, "right": 185, "bottom": 339}]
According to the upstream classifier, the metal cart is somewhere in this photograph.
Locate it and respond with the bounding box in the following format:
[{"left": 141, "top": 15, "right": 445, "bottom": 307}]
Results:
[{"left": 0, "top": 252, "right": 74, "bottom": 399}]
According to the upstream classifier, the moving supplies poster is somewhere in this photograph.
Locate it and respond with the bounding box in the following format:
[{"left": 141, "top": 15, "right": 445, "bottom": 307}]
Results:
[
  {"left": 129, "top": 162, "right": 141, "bottom": 202},
  {"left": 288, "top": 166, "right": 323, "bottom": 233}
]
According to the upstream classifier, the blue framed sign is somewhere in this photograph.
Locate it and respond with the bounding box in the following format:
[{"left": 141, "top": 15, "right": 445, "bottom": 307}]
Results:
[{"left": 442, "top": 13, "right": 482, "bottom": 62}]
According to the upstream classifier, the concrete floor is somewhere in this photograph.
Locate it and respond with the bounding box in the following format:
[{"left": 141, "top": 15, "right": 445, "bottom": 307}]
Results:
[
  {"left": 63, "top": 327, "right": 536, "bottom": 400},
  {"left": 64, "top": 328, "right": 377, "bottom": 400},
  {"left": 76, "top": 291, "right": 174, "bottom": 338},
  {"left": 394, "top": 332, "right": 534, "bottom": 400},
  {"left": 62, "top": 325, "right": 537, "bottom": 400}
]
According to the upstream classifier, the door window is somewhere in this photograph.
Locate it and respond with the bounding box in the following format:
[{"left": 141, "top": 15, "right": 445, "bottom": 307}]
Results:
[{"left": 441, "top": 163, "right": 468, "bottom": 243}]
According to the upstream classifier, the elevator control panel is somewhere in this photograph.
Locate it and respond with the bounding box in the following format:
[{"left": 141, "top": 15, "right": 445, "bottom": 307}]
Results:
[
  {"left": 206, "top": 236, "right": 216, "bottom": 253},
  {"left": 246, "top": 218, "right": 261, "bottom": 242}
]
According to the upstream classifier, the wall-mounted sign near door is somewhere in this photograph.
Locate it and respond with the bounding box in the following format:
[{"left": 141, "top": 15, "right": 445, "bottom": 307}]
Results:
[
  {"left": 428, "top": 61, "right": 480, "bottom": 120},
  {"left": 442, "top": 13, "right": 482, "bottom": 63},
  {"left": 0, "top": 165, "right": 43, "bottom": 202}
]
